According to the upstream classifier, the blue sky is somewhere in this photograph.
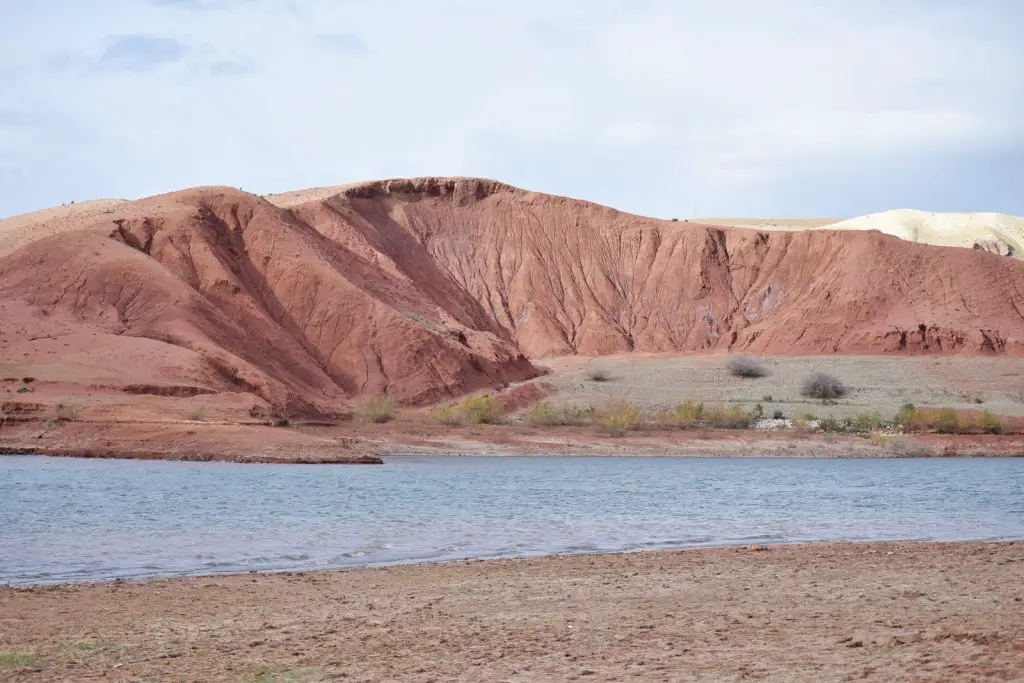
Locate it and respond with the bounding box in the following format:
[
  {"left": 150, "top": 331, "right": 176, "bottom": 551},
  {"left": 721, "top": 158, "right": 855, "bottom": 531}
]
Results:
[{"left": 1, "top": 0, "right": 1022, "bottom": 219}]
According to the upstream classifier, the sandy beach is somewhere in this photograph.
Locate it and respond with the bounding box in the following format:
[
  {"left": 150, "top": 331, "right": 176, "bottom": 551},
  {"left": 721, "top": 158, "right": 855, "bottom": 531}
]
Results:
[{"left": 1, "top": 542, "right": 1021, "bottom": 682}]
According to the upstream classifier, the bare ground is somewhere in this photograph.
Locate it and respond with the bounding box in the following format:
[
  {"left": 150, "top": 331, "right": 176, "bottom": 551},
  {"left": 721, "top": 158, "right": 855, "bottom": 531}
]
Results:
[
  {"left": 1, "top": 542, "right": 1021, "bottom": 682},
  {"left": 535, "top": 354, "right": 1024, "bottom": 419}
]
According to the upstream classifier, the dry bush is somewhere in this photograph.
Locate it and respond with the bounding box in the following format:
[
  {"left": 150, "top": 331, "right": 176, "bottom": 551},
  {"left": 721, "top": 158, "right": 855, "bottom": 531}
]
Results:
[
  {"left": 801, "top": 372, "right": 848, "bottom": 401},
  {"left": 979, "top": 410, "right": 1003, "bottom": 434},
  {"left": 704, "top": 404, "right": 752, "bottom": 429},
  {"left": 726, "top": 357, "right": 768, "bottom": 379},
  {"left": 457, "top": 394, "right": 502, "bottom": 425},
  {"left": 596, "top": 401, "right": 644, "bottom": 435},
  {"left": 431, "top": 404, "right": 462, "bottom": 426},
  {"left": 586, "top": 366, "right": 612, "bottom": 382},
  {"left": 655, "top": 400, "right": 705, "bottom": 429},
  {"left": 356, "top": 395, "right": 397, "bottom": 424},
  {"left": 525, "top": 402, "right": 592, "bottom": 427}
]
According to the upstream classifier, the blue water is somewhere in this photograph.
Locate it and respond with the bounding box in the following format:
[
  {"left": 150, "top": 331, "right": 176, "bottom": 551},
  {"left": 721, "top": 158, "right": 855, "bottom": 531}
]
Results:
[{"left": 1, "top": 455, "right": 1022, "bottom": 585}]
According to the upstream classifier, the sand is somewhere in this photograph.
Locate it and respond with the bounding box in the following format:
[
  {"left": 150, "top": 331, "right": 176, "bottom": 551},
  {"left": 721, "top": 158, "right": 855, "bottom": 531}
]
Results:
[
  {"left": 705, "top": 209, "right": 1024, "bottom": 258},
  {"left": 0, "top": 542, "right": 1021, "bottom": 682}
]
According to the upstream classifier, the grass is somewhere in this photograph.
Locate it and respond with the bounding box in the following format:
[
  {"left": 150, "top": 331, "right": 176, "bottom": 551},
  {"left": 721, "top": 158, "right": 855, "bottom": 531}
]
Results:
[
  {"left": 0, "top": 653, "right": 39, "bottom": 668},
  {"left": 524, "top": 402, "right": 593, "bottom": 426},
  {"left": 431, "top": 394, "right": 503, "bottom": 426},
  {"left": 355, "top": 395, "right": 397, "bottom": 424}
]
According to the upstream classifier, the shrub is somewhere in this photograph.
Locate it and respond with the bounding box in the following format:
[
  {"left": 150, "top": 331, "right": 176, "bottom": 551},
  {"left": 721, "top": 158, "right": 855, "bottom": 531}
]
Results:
[
  {"left": 933, "top": 407, "right": 960, "bottom": 434},
  {"left": 979, "top": 410, "right": 1003, "bottom": 434},
  {"left": 596, "top": 401, "right": 644, "bottom": 435},
  {"left": 762, "top": 394, "right": 774, "bottom": 403},
  {"left": 432, "top": 404, "right": 461, "bottom": 426},
  {"left": 16, "top": 387, "right": 31, "bottom": 394},
  {"left": 356, "top": 395, "right": 397, "bottom": 424},
  {"left": 817, "top": 416, "right": 844, "bottom": 433},
  {"left": 750, "top": 403, "right": 765, "bottom": 420},
  {"left": 187, "top": 406, "right": 207, "bottom": 422},
  {"left": 853, "top": 411, "right": 884, "bottom": 433},
  {"left": 54, "top": 403, "right": 78, "bottom": 421},
  {"left": 727, "top": 357, "right": 767, "bottom": 379},
  {"left": 525, "top": 402, "right": 593, "bottom": 427},
  {"left": 801, "top": 372, "right": 848, "bottom": 401},
  {"left": 586, "top": 367, "right": 612, "bottom": 382},
  {"left": 705, "top": 404, "right": 751, "bottom": 429},
  {"left": 772, "top": 410, "right": 784, "bottom": 420},
  {"left": 458, "top": 394, "right": 502, "bottom": 425}
]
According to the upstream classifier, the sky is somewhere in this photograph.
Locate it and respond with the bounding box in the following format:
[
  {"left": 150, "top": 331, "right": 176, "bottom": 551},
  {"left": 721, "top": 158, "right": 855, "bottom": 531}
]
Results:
[{"left": 1, "top": 0, "right": 1022, "bottom": 219}]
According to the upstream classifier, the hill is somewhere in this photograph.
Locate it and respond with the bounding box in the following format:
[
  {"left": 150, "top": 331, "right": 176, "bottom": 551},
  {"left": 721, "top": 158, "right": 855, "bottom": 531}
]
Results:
[{"left": 2, "top": 177, "right": 1023, "bottom": 418}]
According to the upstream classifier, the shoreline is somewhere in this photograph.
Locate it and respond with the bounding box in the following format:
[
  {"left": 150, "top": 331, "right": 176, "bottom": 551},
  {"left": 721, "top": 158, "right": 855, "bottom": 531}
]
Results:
[
  {"left": 4, "top": 537, "right": 1020, "bottom": 589},
  {"left": 2, "top": 419, "right": 1023, "bottom": 463},
  {"left": 2, "top": 541, "right": 1021, "bottom": 682}
]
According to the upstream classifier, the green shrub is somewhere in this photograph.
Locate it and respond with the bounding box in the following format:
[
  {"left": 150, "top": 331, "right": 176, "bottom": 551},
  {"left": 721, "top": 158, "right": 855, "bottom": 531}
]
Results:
[
  {"left": 933, "top": 407, "right": 960, "bottom": 434},
  {"left": 853, "top": 411, "right": 884, "bottom": 433},
  {"left": 457, "top": 394, "right": 502, "bottom": 425},
  {"left": 355, "top": 395, "right": 398, "bottom": 424},
  {"left": 817, "top": 416, "right": 844, "bottom": 433},
  {"left": 705, "top": 404, "right": 751, "bottom": 429},
  {"left": 772, "top": 410, "right": 784, "bottom": 420},
  {"left": 432, "top": 404, "right": 461, "bottom": 426},
  {"left": 525, "top": 402, "right": 593, "bottom": 427},
  {"left": 979, "top": 410, "right": 1003, "bottom": 435},
  {"left": 762, "top": 394, "right": 774, "bottom": 403},
  {"left": 596, "top": 401, "right": 644, "bottom": 435},
  {"left": 750, "top": 403, "right": 765, "bottom": 420}
]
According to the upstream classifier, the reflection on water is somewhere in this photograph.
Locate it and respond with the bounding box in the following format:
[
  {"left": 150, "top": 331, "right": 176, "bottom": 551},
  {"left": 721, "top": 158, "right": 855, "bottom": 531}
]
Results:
[{"left": 1, "top": 455, "right": 1022, "bottom": 584}]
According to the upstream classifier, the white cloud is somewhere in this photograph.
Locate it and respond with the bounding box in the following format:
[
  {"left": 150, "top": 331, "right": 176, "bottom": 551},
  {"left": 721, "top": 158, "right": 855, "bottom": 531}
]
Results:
[{"left": 0, "top": 0, "right": 1021, "bottom": 218}]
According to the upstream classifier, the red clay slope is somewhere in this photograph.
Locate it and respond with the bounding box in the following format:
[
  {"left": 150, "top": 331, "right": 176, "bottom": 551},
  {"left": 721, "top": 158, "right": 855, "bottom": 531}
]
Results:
[
  {"left": 291, "top": 178, "right": 1024, "bottom": 357},
  {"left": 1, "top": 177, "right": 1023, "bottom": 417}
]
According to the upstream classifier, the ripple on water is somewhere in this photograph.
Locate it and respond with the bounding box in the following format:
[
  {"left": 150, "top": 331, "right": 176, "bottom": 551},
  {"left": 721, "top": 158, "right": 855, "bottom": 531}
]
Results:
[{"left": 1, "top": 455, "right": 1023, "bottom": 584}]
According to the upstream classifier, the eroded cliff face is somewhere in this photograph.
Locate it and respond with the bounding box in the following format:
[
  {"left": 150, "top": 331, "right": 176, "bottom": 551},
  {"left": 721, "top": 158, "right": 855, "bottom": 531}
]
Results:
[{"left": 1, "top": 177, "right": 1022, "bottom": 416}]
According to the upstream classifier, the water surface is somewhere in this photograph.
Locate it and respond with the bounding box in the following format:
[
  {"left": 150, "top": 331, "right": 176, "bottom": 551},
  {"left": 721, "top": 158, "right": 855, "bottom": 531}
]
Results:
[{"left": 1, "top": 455, "right": 1022, "bottom": 584}]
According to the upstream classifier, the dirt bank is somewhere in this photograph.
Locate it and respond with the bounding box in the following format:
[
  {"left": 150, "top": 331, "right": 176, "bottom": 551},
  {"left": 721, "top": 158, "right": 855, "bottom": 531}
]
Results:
[{"left": 1, "top": 542, "right": 1021, "bottom": 682}]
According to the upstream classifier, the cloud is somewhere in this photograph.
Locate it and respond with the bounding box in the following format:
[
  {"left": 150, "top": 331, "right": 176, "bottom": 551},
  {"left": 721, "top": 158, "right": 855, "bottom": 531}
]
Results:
[
  {"left": 1, "top": 0, "right": 1022, "bottom": 218},
  {"left": 208, "top": 60, "right": 256, "bottom": 77},
  {"left": 315, "top": 32, "right": 366, "bottom": 55},
  {"left": 98, "top": 35, "right": 188, "bottom": 72}
]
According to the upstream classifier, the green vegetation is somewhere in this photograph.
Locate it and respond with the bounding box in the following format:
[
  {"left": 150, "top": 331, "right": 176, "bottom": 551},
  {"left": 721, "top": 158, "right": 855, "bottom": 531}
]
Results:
[
  {"left": 704, "top": 404, "right": 752, "bottom": 429},
  {"left": 979, "top": 410, "right": 1003, "bottom": 434},
  {"left": 432, "top": 394, "right": 503, "bottom": 426},
  {"left": 524, "top": 402, "right": 592, "bottom": 427},
  {"left": 596, "top": 401, "right": 644, "bottom": 435},
  {"left": 0, "top": 653, "right": 39, "bottom": 668},
  {"left": 355, "top": 395, "right": 397, "bottom": 424},
  {"left": 654, "top": 399, "right": 705, "bottom": 429},
  {"left": 458, "top": 394, "right": 502, "bottom": 425}
]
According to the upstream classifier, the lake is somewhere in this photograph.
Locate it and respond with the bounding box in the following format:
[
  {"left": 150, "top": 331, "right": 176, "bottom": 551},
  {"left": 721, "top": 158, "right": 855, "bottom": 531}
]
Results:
[{"left": 1, "top": 455, "right": 1022, "bottom": 585}]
